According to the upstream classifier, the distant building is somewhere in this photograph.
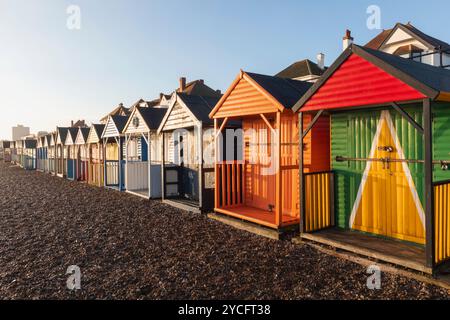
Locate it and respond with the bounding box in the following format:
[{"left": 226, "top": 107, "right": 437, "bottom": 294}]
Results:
[
  {"left": 12, "top": 125, "right": 30, "bottom": 141},
  {"left": 71, "top": 120, "right": 87, "bottom": 128},
  {"left": 364, "top": 22, "right": 450, "bottom": 68}
]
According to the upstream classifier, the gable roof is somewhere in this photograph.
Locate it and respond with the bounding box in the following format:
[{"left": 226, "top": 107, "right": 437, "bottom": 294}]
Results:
[
  {"left": 112, "top": 115, "right": 129, "bottom": 133},
  {"left": 365, "top": 23, "right": 450, "bottom": 51},
  {"left": 136, "top": 107, "right": 167, "bottom": 130},
  {"left": 178, "top": 93, "right": 221, "bottom": 123},
  {"left": 100, "top": 103, "right": 131, "bottom": 123},
  {"left": 46, "top": 134, "right": 53, "bottom": 146},
  {"left": 56, "top": 127, "right": 69, "bottom": 145},
  {"left": 87, "top": 124, "right": 106, "bottom": 143},
  {"left": 93, "top": 124, "right": 105, "bottom": 139},
  {"left": 275, "top": 59, "right": 326, "bottom": 79},
  {"left": 75, "top": 127, "right": 90, "bottom": 145},
  {"left": 79, "top": 127, "right": 90, "bottom": 141},
  {"left": 67, "top": 127, "right": 79, "bottom": 144},
  {"left": 178, "top": 79, "right": 222, "bottom": 98},
  {"left": 102, "top": 115, "right": 130, "bottom": 138},
  {"left": 293, "top": 44, "right": 450, "bottom": 112},
  {"left": 210, "top": 70, "right": 313, "bottom": 118},
  {"left": 158, "top": 93, "right": 224, "bottom": 132},
  {"left": 24, "top": 139, "right": 37, "bottom": 149},
  {"left": 365, "top": 28, "right": 393, "bottom": 49},
  {"left": 247, "top": 72, "right": 313, "bottom": 109}
]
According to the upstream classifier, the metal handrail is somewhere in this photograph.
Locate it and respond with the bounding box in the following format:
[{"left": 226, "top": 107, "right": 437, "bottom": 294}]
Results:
[{"left": 336, "top": 156, "right": 449, "bottom": 170}]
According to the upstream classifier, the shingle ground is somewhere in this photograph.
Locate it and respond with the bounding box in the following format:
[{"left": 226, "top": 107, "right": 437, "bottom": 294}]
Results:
[{"left": 0, "top": 162, "right": 449, "bottom": 299}]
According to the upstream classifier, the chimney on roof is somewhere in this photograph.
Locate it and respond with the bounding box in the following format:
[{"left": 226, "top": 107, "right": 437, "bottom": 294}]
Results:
[
  {"left": 179, "top": 77, "right": 186, "bottom": 92},
  {"left": 216, "top": 89, "right": 221, "bottom": 95},
  {"left": 198, "top": 79, "right": 204, "bottom": 84},
  {"left": 343, "top": 29, "right": 354, "bottom": 51},
  {"left": 317, "top": 53, "right": 325, "bottom": 70},
  {"left": 71, "top": 120, "right": 74, "bottom": 127}
]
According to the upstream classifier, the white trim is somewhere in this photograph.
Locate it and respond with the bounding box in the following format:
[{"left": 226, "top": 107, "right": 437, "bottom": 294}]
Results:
[
  {"left": 348, "top": 111, "right": 385, "bottom": 228},
  {"left": 385, "top": 110, "right": 425, "bottom": 227}
]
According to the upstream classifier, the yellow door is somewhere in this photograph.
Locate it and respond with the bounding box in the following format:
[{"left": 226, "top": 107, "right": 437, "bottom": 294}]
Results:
[{"left": 350, "top": 110, "right": 425, "bottom": 244}]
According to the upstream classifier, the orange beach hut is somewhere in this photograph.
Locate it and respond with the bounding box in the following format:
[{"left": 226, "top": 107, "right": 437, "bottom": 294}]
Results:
[{"left": 209, "top": 71, "right": 330, "bottom": 230}]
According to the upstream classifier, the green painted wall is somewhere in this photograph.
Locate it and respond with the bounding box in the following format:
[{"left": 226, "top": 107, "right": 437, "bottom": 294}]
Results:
[
  {"left": 433, "top": 102, "right": 450, "bottom": 182},
  {"left": 330, "top": 103, "right": 450, "bottom": 229}
]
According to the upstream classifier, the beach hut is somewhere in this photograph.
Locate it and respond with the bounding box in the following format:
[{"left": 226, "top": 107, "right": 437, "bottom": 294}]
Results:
[
  {"left": 210, "top": 71, "right": 329, "bottom": 229},
  {"left": 159, "top": 92, "right": 240, "bottom": 213},
  {"left": 36, "top": 135, "right": 47, "bottom": 172},
  {"left": 21, "top": 138, "right": 37, "bottom": 170},
  {"left": 64, "top": 128, "right": 80, "bottom": 181},
  {"left": 123, "top": 107, "right": 167, "bottom": 199},
  {"left": 101, "top": 115, "right": 129, "bottom": 191},
  {"left": 16, "top": 140, "right": 24, "bottom": 168},
  {"left": 75, "top": 127, "right": 90, "bottom": 182},
  {"left": 1, "top": 141, "right": 11, "bottom": 162},
  {"left": 47, "top": 132, "right": 57, "bottom": 175},
  {"left": 42, "top": 134, "right": 52, "bottom": 173},
  {"left": 86, "top": 124, "right": 105, "bottom": 187},
  {"left": 293, "top": 44, "right": 450, "bottom": 274},
  {"left": 55, "top": 127, "right": 69, "bottom": 177},
  {"left": 12, "top": 141, "right": 18, "bottom": 165},
  {"left": 209, "top": 71, "right": 328, "bottom": 230}
]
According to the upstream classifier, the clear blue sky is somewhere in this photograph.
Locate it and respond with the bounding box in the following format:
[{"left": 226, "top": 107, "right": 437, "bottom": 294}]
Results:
[{"left": 1, "top": 0, "right": 449, "bottom": 139}]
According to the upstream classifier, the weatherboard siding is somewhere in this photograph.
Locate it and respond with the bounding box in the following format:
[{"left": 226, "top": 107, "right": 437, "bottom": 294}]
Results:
[
  {"left": 125, "top": 112, "right": 149, "bottom": 134},
  {"left": 163, "top": 103, "right": 196, "bottom": 131},
  {"left": 214, "top": 77, "right": 277, "bottom": 118},
  {"left": 103, "top": 119, "right": 120, "bottom": 138}
]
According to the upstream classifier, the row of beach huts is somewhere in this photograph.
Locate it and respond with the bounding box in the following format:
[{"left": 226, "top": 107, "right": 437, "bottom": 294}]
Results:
[{"left": 2, "top": 24, "right": 450, "bottom": 276}]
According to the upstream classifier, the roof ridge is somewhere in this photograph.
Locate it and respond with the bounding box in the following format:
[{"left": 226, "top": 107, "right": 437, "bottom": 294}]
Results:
[
  {"left": 306, "top": 60, "right": 312, "bottom": 75},
  {"left": 279, "top": 77, "right": 308, "bottom": 95},
  {"left": 198, "top": 95, "right": 213, "bottom": 109}
]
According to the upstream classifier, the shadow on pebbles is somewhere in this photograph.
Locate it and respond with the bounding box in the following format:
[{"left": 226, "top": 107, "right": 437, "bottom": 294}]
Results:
[{"left": 0, "top": 162, "right": 448, "bottom": 300}]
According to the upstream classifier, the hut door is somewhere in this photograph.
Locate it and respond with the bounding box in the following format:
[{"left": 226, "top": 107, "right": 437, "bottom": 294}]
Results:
[
  {"left": 243, "top": 118, "right": 276, "bottom": 211},
  {"left": 349, "top": 110, "right": 425, "bottom": 244}
]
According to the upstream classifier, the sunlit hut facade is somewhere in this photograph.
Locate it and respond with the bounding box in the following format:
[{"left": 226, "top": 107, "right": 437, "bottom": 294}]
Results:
[
  {"left": 55, "top": 127, "right": 69, "bottom": 178},
  {"left": 86, "top": 124, "right": 105, "bottom": 187},
  {"left": 10, "top": 141, "right": 18, "bottom": 165},
  {"left": 2, "top": 141, "right": 11, "bottom": 162},
  {"left": 209, "top": 71, "right": 329, "bottom": 229},
  {"left": 48, "top": 132, "right": 57, "bottom": 175},
  {"left": 15, "top": 139, "right": 23, "bottom": 167},
  {"left": 20, "top": 138, "right": 37, "bottom": 170},
  {"left": 158, "top": 92, "right": 232, "bottom": 213},
  {"left": 74, "top": 127, "right": 90, "bottom": 182},
  {"left": 36, "top": 135, "right": 47, "bottom": 172},
  {"left": 123, "top": 107, "right": 167, "bottom": 199},
  {"left": 293, "top": 44, "right": 450, "bottom": 274},
  {"left": 102, "top": 115, "right": 129, "bottom": 191},
  {"left": 64, "top": 128, "right": 80, "bottom": 181},
  {"left": 43, "top": 134, "right": 52, "bottom": 173}
]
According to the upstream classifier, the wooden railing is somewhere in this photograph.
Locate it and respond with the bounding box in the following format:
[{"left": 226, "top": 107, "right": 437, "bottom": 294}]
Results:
[
  {"left": 434, "top": 179, "right": 450, "bottom": 265},
  {"left": 216, "top": 161, "right": 245, "bottom": 208},
  {"left": 105, "top": 160, "right": 119, "bottom": 186},
  {"left": 126, "top": 161, "right": 148, "bottom": 191},
  {"left": 88, "top": 162, "right": 104, "bottom": 186},
  {"left": 304, "top": 171, "right": 335, "bottom": 233}
]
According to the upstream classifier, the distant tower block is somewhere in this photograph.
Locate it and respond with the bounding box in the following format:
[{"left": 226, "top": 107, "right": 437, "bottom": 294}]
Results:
[{"left": 12, "top": 124, "right": 30, "bottom": 141}]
